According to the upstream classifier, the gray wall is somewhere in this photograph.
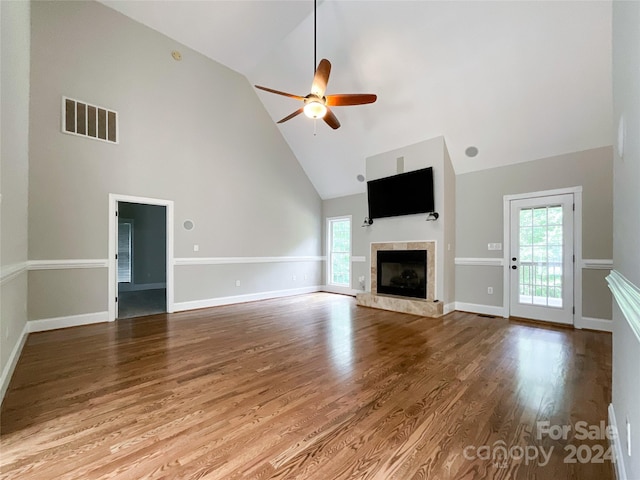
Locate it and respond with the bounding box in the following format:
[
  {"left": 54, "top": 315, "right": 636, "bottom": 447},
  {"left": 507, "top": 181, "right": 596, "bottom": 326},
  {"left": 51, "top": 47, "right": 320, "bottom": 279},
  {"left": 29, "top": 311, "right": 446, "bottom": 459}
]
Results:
[
  {"left": 322, "top": 137, "right": 456, "bottom": 304},
  {"left": 119, "top": 202, "right": 166, "bottom": 287},
  {"left": 27, "top": 1, "right": 322, "bottom": 320},
  {"left": 611, "top": 1, "right": 640, "bottom": 477},
  {"left": 364, "top": 137, "right": 451, "bottom": 303},
  {"left": 456, "top": 146, "right": 613, "bottom": 318},
  {"left": 1, "top": 1, "right": 30, "bottom": 386},
  {"left": 443, "top": 144, "right": 456, "bottom": 305},
  {"left": 176, "top": 262, "right": 322, "bottom": 303}
]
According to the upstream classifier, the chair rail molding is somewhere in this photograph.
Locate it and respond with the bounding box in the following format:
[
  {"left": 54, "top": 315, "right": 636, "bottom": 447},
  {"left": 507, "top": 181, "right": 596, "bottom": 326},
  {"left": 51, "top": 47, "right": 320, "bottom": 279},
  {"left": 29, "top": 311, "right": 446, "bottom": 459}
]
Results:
[
  {"left": 454, "top": 257, "right": 504, "bottom": 267},
  {"left": 28, "top": 259, "right": 109, "bottom": 270},
  {"left": 606, "top": 269, "right": 640, "bottom": 342},
  {"left": 1, "top": 262, "right": 28, "bottom": 284},
  {"left": 581, "top": 259, "right": 613, "bottom": 270}
]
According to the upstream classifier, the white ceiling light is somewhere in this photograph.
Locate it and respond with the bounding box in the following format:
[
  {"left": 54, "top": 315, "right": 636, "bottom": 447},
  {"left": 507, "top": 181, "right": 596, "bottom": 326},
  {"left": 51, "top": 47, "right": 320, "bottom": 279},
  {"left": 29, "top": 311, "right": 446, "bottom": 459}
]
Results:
[{"left": 303, "top": 100, "right": 327, "bottom": 119}]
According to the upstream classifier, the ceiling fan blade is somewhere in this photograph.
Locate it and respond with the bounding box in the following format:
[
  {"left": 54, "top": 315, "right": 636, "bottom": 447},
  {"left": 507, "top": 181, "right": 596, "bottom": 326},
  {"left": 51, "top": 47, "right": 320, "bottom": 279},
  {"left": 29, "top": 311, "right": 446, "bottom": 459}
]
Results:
[
  {"left": 277, "top": 108, "right": 304, "bottom": 124},
  {"left": 311, "top": 59, "right": 331, "bottom": 97},
  {"left": 255, "top": 85, "right": 304, "bottom": 101},
  {"left": 325, "top": 93, "right": 378, "bottom": 107},
  {"left": 323, "top": 108, "right": 340, "bottom": 130}
]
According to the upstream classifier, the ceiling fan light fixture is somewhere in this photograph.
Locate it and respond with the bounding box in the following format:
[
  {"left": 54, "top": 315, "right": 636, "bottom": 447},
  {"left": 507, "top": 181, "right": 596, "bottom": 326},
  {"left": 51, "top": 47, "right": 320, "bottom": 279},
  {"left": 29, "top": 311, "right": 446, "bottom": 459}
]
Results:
[
  {"left": 303, "top": 101, "right": 327, "bottom": 119},
  {"left": 253, "top": 0, "right": 376, "bottom": 130}
]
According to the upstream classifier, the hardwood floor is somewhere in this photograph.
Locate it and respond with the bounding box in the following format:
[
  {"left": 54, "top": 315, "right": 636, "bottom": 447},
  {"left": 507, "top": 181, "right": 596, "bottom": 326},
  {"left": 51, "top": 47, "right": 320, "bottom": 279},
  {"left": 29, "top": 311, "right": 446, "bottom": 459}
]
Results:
[
  {"left": 117, "top": 288, "right": 167, "bottom": 319},
  {"left": 1, "top": 293, "right": 612, "bottom": 479}
]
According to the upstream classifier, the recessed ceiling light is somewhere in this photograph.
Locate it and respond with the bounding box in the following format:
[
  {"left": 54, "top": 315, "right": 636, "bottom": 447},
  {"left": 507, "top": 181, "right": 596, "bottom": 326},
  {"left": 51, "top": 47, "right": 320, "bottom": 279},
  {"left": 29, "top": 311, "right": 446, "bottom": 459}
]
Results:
[
  {"left": 465, "top": 146, "right": 479, "bottom": 158},
  {"left": 356, "top": 174, "right": 365, "bottom": 182}
]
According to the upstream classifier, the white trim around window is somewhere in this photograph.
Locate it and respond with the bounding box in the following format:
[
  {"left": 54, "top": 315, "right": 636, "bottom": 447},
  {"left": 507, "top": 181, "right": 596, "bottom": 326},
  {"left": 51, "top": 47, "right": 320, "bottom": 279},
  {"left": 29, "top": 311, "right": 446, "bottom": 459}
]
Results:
[{"left": 326, "top": 215, "right": 352, "bottom": 288}]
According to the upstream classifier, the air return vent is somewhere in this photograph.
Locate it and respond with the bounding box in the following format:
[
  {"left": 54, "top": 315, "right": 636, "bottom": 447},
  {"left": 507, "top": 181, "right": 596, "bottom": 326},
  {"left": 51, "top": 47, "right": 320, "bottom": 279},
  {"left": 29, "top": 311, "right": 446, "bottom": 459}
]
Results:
[{"left": 62, "top": 96, "right": 118, "bottom": 144}]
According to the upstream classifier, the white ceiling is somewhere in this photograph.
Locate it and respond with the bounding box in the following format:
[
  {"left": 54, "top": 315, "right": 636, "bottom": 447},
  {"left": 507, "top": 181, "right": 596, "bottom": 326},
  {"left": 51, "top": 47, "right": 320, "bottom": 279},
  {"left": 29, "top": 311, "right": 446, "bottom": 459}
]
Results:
[{"left": 101, "top": 0, "right": 613, "bottom": 199}]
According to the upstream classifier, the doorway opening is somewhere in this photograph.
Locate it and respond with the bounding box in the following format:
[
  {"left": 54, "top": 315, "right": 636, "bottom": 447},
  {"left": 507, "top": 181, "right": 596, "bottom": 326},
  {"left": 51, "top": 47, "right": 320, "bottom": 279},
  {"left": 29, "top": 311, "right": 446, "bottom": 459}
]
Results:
[
  {"left": 117, "top": 202, "right": 166, "bottom": 318},
  {"left": 108, "top": 194, "right": 174, "bottom": 321}
]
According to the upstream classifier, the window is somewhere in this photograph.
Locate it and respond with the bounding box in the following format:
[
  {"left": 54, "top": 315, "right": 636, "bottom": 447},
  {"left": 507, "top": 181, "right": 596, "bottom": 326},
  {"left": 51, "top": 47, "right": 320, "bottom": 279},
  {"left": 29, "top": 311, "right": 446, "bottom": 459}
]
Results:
[
  {"left": 327, "top": 217, "right": 351, "bottom": 287},
  {"left": 118, "top": 221, "right": 133, "bottom": 283},
  {"left": 518, "top": 205, "right": 563, "bottom": 307}
]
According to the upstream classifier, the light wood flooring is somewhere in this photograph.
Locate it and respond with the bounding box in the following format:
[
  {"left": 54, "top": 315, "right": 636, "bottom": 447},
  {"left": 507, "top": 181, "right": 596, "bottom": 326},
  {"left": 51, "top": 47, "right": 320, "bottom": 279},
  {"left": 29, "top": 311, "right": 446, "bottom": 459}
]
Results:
[{"left": 1, "top": 293, "right": 612, "bottom": 479}]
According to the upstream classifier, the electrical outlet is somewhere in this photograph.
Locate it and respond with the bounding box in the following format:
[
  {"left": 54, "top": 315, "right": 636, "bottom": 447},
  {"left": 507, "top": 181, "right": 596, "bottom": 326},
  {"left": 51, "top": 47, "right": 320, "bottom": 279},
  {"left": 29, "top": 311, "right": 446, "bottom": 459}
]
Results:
[
  {"left": 235, "top": 280, "right": 241, "bottom": 287},
  {"left": 488, "top": 287, "right": 493, "bottom": 295},
  {"left": 193, "top": 244, "right": 199, "bottom": 252},
  {"left": 304, "top": 274, "right": 307, "bottom": 280},
  {"left": 292, "top": 275, "right": 296, "bottom": 281},
  {"left": 488, "top": 243, "right": 502, "bottom": 251}
]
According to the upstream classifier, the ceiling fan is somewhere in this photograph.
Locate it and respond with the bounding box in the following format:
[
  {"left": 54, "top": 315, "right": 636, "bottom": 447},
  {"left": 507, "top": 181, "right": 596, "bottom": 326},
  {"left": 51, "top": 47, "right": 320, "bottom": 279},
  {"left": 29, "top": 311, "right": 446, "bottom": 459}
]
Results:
[{"left": 255, "top": 0, "right": 377, "bottom": 130}]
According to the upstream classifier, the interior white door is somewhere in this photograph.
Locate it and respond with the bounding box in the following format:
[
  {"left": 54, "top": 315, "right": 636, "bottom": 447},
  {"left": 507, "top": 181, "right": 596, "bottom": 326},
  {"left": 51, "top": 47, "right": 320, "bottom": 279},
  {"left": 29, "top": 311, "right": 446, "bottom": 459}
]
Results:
[
  {"left": 509, "top": 194, "right": 574, "bottom": 325},
  {"left": 115, "top": 204, "right": 119, "bottom": 319}
]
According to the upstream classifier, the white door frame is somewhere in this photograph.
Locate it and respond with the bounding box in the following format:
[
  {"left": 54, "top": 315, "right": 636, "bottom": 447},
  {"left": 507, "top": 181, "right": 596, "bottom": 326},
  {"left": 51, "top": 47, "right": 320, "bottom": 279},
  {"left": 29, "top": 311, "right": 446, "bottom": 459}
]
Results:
[
  {"left": 108, "top": 194, "right": 175, "bottom": 321},
  {"left": 502, "top": 186, "right": 582, "bottom": 322}
]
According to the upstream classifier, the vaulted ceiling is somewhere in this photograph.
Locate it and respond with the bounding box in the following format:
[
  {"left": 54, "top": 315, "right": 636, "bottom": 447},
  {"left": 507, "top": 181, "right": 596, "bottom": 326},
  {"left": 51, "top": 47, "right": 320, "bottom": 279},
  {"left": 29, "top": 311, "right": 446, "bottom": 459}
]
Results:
[{"left": 101, "top": 0, "right": 613, "bottom": 199}]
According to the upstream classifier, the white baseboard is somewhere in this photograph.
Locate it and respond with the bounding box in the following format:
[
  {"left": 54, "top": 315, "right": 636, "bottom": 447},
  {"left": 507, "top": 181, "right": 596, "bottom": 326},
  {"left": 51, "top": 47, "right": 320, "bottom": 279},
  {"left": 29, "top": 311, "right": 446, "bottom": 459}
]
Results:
[
  {"left": 321, "top": 285, "right": 362, "bottom": 296},
  {"left": 455, "top": 301, "right": 506, "bottom": 318},
  {"left": 609, "top": 403, "right": 628, "bottom": 480},
  {"left": 28, "top": 311, "right": 110, "bottom": 333},
  {"left": 0, "top": 322, "right": 29, "bottom": 404},
  {"left": 576, "top": 316, "right": 613, "bottom": 332},
  {"left": 118, "top": 282, "right": 166, "bottom": 292},
  {"left": 173, "top": 286, "right": 323, "bottom": 312},
  {"left": 443, "top": 302, "right": 456, "bottom": 315}
]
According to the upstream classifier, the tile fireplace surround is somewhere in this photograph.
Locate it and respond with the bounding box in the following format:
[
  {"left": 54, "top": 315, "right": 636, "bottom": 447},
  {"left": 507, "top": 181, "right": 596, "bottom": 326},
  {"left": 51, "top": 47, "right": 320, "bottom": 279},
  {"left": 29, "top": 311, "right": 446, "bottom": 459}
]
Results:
[{"left": 356, "top": 241, "right": 443, "bottom": 318}]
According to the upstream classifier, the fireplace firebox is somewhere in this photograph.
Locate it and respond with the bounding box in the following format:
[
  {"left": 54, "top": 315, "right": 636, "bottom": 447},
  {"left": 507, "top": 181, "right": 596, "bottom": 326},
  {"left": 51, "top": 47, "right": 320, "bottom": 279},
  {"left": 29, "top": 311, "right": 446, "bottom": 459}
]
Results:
[{"left": 376, "top": 249, "right": 427, "bottom": 299}]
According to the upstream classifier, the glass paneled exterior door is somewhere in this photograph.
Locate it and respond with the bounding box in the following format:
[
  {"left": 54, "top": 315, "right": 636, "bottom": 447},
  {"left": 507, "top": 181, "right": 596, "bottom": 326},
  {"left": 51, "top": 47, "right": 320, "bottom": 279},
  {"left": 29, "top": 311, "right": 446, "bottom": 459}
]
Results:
[{"left": 509, "top": 194, "right": 574, "bottom": 325}]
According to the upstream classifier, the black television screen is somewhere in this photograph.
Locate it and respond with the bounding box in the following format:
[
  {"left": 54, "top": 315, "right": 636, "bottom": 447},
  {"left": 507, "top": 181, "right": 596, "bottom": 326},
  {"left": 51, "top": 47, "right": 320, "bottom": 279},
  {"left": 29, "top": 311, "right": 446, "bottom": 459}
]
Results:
[{"left": 367, "top": 167, "right": 434, "bottom": 220}]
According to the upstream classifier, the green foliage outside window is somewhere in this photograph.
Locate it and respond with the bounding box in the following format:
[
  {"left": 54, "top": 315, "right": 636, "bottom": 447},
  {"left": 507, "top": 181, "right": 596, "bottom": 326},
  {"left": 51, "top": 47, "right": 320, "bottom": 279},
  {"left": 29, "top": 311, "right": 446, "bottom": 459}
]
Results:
[{"left": 329, "top": 219, "right": 350, "bottom": 286}]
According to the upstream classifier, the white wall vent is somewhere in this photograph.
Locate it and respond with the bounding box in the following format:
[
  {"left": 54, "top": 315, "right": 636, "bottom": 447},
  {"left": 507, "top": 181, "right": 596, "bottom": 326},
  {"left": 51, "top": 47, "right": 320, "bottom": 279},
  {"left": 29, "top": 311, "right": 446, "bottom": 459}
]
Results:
[{"left": 62, "top": 96, "right": 118, "bottom": 144}]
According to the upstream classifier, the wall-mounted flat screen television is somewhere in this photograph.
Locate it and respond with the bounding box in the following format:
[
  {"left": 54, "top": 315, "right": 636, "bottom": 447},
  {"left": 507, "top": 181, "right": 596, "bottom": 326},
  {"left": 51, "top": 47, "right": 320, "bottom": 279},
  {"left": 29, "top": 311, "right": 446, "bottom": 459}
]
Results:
[{"left": 367, "top": 167, "right": 434, "bottom": 220}]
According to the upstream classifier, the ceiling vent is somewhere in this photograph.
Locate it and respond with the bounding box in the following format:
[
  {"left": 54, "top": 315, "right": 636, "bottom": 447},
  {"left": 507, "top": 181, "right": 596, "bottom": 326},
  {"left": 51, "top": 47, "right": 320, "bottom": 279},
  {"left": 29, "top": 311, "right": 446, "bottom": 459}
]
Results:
[{"left": 62, "top": 96, "right": 118, "bottom": 144}]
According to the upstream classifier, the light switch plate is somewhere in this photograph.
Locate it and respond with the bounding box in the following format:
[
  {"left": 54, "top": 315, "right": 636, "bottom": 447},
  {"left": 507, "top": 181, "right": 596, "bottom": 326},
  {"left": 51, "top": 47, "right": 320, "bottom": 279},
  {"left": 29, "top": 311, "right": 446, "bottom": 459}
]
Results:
[{"left": 488, "top": 243, "right": 502, "bottom": 251}]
